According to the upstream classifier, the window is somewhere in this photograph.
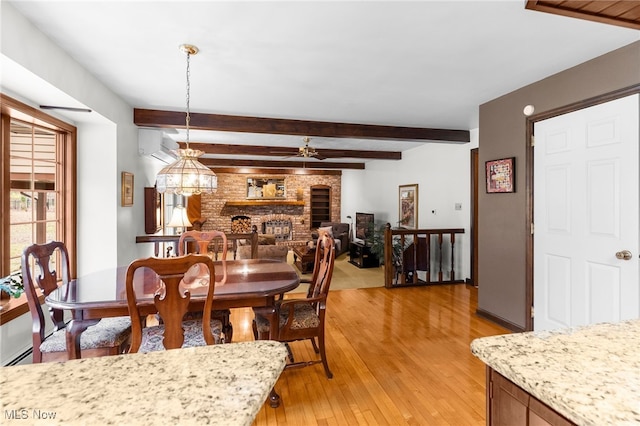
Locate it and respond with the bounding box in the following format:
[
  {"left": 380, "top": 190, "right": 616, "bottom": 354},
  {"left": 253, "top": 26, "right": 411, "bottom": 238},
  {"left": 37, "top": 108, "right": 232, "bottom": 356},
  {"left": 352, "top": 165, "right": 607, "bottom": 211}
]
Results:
[
  {"left": 9, "top": 121, "right": 59, "bottom": 272},
  {"left": 1, "top": 94, "right": 77, "bottom": 286}
]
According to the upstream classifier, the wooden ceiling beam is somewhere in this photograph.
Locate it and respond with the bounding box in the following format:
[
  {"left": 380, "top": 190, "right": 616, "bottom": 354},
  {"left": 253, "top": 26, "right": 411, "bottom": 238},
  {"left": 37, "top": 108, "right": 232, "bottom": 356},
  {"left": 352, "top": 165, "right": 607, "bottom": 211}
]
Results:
[
  {"left": 134, "top": 108, "right": 470, "bottom": 143},
  {"left": 182, "top": 142, "right": 402, "bottom": 160},
  {"left": 525, "top": 0, "right": 640, "bottom": 30},
  {"left": 210, "top": 167, "right": 342, "bottom": 176},
  {"left": 200, "top": 158, "right": 365, "bottom": 170}
]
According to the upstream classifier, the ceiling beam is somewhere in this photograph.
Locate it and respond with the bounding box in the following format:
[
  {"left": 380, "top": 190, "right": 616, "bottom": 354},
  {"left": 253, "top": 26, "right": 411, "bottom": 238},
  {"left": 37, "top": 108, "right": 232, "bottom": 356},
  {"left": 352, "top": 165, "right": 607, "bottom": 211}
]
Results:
[
  {"left": 525, "top": 0, "right": 640, "bottom": 30},
  {"left": 181, "top": 142, "right": 402, "bottom": 160},
  {"left": 200, "top": 158, "right": 365, "bottom": 170},
  {"left": 134, "top": 108, "right": 470, "bottom": 143},
  {"left": 210, "top": 167, "right": 342, "bottom": 176}
]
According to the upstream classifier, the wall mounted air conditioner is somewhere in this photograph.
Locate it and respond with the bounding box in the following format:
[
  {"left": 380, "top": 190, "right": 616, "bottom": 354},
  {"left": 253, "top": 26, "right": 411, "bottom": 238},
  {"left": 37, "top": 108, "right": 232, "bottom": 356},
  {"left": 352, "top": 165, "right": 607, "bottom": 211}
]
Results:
[{"left": 138, "top": 128, "right": 178, "bottom": 164}]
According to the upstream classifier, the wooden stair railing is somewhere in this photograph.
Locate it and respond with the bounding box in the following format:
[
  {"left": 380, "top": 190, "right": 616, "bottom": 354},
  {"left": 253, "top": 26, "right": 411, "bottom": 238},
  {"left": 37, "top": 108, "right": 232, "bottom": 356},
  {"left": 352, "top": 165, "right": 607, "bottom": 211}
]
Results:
[
  {"left": 136, "top": 228, "right": 259, "bottom": 259},
  {"left": 383, "top": 224, "right": 465, "bottom": 288}
]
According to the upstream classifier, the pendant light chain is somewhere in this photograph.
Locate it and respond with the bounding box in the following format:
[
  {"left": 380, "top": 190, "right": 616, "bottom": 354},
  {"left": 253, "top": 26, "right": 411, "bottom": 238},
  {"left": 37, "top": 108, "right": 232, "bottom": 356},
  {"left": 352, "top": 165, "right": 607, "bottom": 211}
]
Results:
[
  {"left": 155, "top": 43, "right": 217, "bottom": 196},
  {"left": 185, "top": 50, "right": 191, "bottom": 149}
]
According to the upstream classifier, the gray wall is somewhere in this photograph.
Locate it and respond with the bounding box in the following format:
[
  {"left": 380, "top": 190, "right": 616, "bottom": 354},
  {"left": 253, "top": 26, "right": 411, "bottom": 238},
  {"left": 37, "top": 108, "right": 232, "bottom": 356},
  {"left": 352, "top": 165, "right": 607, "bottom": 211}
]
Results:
[{"left": 477, "top": 41, "right": 640, "bottom": 330}]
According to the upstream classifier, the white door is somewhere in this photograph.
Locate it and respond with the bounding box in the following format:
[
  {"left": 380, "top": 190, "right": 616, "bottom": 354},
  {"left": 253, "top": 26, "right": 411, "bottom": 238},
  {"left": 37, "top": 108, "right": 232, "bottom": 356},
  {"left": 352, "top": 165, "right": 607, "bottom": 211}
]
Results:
[{"left": 534, "top": 94, "right": 639, "bottom": 331}]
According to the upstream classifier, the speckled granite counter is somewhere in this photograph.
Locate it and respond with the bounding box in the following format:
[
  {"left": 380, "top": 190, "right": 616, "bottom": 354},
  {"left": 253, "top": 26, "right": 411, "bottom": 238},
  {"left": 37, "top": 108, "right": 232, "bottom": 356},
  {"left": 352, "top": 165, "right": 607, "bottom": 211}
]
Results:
[
  {"left": 0, "top": 340, "right": 288, "bottom": 425},
  {"left": 471, "top": 319, "right": 640, "bottom": 426}
]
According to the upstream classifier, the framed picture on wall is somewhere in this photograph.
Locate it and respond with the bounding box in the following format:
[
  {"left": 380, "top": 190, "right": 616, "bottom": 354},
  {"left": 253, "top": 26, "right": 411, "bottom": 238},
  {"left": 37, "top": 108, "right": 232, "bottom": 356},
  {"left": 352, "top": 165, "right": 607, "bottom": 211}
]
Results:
[
  {"left": 398, "top": 184, "right": 418, "bottom": 229},
  {"left": 121, "top": 171, "right": 134, "bottom": 206},
  {"left": 486, "top": 157, "right": 515, "bottom": 193}
]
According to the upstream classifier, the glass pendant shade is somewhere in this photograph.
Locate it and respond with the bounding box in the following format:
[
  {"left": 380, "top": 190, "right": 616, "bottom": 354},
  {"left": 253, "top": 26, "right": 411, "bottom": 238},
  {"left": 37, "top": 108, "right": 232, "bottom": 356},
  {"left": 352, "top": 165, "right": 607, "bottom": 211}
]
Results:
[{"left": 156, "top": 148, "right": 217, "bottom": 196}]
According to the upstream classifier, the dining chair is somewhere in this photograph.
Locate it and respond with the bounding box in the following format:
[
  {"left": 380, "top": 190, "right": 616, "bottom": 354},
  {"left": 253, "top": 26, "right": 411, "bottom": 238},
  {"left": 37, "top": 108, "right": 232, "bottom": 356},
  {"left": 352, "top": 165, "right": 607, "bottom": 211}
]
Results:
[
  {"left": 21, "top": 241, "right": 132, "bottom": 363},
  {"left": 253, "top": 233, "right": 336, "bottom": 378},
  {"left": 178, "top": 230, "right": 232, "bottom": 342},
  {"left": 125, "top": 254, "right": 222, "bottom": 352}
]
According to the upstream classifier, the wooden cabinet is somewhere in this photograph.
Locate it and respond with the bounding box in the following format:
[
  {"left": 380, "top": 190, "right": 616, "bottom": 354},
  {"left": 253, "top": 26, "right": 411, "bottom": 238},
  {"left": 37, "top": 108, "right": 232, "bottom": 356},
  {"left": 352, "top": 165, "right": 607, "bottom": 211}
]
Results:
[
  {"left": 488, "top": 368, "right": 575, "bottom": 426},
  {"left": 310, "top": 185, "right": 331, "bottom": 228},
  {"left": 349, "top": 242, "right": 379, "bottom": 269},
  {"left": 144, "top": 187, "right": 162, "bottom": 234}
]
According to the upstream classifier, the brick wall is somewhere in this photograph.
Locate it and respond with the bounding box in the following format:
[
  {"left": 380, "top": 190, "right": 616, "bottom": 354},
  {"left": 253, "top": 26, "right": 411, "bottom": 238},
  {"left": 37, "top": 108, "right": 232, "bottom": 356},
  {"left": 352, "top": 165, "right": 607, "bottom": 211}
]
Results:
[{"left": 200, "top": 172, "right": 341, "bottom": 242}]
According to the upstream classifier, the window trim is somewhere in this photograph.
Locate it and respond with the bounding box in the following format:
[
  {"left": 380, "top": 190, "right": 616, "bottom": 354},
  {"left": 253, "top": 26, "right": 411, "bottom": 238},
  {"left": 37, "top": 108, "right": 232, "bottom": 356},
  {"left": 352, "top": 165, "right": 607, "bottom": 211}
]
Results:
[{"left": 0, "top": 94, "right": 77, "bottom": 324}]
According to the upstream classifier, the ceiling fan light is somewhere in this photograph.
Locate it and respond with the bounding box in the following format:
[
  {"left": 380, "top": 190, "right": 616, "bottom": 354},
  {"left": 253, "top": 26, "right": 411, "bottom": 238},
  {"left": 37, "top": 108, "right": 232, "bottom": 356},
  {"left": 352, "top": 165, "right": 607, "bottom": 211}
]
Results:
[{"left": 156, "top": 148, "right": 217, "bottom": 196}]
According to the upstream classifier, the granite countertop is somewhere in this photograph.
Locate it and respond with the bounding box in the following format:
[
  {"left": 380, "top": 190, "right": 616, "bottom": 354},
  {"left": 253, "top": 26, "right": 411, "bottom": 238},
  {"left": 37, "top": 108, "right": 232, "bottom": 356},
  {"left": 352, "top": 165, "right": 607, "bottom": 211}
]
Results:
[
  {"left": 0, "top": 340, "right": 288, "bottom": 425},
  {"left": 471, "top": 319, "right": 640, "bottom": 426}
]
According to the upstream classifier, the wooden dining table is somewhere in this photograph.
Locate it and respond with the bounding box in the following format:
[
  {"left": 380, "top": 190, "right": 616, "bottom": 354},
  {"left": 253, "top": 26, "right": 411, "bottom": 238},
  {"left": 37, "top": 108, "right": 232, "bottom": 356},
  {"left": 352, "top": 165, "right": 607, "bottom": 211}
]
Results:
[{"left": 46, "top": 259, "right": 299, "bottom": 360}]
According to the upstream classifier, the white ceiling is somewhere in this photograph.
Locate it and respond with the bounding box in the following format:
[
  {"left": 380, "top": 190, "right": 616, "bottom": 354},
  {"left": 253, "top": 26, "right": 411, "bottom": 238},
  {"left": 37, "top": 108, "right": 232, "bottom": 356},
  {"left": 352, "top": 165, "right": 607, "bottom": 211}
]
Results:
[{"left": 4, "top": 0, "right": 639, "bottom": 166}]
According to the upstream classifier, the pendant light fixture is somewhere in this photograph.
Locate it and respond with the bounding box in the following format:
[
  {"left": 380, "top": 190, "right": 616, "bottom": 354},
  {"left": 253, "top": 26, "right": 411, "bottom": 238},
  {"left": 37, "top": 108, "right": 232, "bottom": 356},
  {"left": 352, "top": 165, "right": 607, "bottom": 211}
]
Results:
[{"left": 155, "top": 44, "right": 217, "bottom": 196}]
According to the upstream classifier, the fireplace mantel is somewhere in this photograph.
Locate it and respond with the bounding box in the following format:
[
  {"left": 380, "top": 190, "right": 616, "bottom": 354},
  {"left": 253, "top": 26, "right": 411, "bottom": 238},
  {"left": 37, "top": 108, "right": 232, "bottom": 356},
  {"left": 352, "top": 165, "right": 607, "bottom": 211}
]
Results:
[{"left": 224, "top": 200, "right": 305, "bottom": 207}]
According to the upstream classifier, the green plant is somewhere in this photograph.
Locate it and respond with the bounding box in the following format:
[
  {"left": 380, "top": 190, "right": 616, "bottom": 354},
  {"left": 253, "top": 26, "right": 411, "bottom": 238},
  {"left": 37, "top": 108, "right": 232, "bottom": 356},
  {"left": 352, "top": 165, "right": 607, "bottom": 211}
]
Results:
[
  {"left": 0, "top": 271, "right": 24, "bottom": 298},
  {"left": 366, "top": 223, "right": 407, "bottom": 266}
]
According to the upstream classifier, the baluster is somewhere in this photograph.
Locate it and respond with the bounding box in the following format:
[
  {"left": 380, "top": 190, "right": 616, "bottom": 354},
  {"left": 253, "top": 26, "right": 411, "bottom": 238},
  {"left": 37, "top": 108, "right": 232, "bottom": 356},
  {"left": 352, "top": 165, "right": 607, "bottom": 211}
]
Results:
[
  {"left": 412, "top": 232, "right": 420, "bottom": 284},
  {"left": 438, "top": 232, "right": 444, "bottom": 282},
  {"left": 450, "top": 232, "right": 456, "bottom": 282},
  {"left": 399, "top": 233, "right": 406, "bottom": 285},
  {"left": 425, "top": 233, "right": 431, "bottom": 284}
]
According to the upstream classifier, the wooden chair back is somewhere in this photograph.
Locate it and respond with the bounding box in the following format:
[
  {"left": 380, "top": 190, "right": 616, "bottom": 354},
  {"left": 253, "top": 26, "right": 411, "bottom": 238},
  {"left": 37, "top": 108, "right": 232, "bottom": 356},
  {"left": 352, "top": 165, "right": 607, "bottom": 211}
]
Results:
[
  {"left": 253, "top": 233, "right": 336, "bottom": 377},
  {"left": 125, "top": 254, "right": 218, "bottom": 352},
  {"left": 307, "top": 234, "right": 336, "bottom": 300},
  {"left": 21, "top": 241, "right": 70, "bottom": 363},
  {"left": 278, "top": 233, "right": 336, "bottom": 339},
  {"left": 178, "top": 230, "right": 227, "bottom": 286}
]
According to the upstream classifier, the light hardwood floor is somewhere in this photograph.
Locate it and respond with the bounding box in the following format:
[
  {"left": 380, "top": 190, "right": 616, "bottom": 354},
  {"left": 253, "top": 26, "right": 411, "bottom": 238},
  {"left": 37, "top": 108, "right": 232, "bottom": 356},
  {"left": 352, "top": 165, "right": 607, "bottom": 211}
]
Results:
[{"left": 229, "top": 283, "right": 510, "bottom": 425}]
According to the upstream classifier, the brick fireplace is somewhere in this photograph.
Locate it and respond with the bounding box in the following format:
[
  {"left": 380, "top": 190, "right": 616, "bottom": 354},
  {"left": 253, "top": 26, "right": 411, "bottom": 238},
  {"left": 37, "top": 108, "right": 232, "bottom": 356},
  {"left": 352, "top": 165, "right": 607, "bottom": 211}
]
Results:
[{"left": 199, "top": 171, "right": 341, "bottom": 242}]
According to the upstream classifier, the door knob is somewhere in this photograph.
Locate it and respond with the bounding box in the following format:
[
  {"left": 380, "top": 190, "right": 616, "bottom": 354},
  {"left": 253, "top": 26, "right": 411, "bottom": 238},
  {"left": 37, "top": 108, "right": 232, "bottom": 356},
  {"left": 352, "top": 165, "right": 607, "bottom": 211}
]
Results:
[{"left": 615, "top": 250, "right": 633, "bottom": 260}]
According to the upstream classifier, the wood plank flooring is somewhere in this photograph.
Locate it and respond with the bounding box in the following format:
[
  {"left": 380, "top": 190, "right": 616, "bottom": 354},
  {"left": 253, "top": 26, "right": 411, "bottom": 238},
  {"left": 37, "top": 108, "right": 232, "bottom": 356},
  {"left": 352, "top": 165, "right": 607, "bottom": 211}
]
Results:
[{"left": 229, "top": 284, "right": 509, "bottom": 425}]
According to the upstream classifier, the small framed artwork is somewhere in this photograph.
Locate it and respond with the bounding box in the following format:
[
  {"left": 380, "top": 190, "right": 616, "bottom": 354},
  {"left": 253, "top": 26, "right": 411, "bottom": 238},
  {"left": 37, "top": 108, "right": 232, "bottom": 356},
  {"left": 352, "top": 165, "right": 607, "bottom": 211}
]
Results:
[
  {"left": 246, "top": 176, "right": 285, "bottom": 199},
  {"left": 121, "top": 171, "right": 134, "bottom": 206},
  {"left": 399, "top": 184, "right": 418, "bottom": 229},
  {"left": 486, "top": 157, "right": 515, "bottom": 193}
]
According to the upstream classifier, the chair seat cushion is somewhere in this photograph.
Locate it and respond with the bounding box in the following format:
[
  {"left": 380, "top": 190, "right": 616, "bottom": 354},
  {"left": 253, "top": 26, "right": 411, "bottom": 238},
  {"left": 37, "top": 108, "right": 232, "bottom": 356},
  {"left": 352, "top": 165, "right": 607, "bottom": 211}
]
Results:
[
  {"left": 138, "top": 319, "right": 223, "bottom": 353},
  {"left": 255, "top": 303, "right": 320, "bottom": 333},
  {"left": 40, "top": 316, "right": 132, "bottom": 353}
]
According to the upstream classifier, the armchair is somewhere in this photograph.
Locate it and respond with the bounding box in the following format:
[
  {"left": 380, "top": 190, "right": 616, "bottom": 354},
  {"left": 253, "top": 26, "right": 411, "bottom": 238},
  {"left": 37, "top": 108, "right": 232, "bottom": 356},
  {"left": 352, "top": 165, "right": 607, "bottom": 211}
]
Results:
[
  {"left": 312, "top": 222, "right": 350, "bottom": 256},
  {"left": 253, "top": 234, "right": 336, "bottom": 378}
]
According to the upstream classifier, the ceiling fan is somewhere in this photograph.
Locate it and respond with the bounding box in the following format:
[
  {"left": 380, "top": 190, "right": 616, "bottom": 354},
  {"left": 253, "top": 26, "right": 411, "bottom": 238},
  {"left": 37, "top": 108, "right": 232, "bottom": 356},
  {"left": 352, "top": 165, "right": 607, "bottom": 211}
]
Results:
[
  {"left": 273, "top": 137, "right": 327, "bottom": 160},
  {"left": 298, "top": 137, "right": 325, "bottom": 160}
]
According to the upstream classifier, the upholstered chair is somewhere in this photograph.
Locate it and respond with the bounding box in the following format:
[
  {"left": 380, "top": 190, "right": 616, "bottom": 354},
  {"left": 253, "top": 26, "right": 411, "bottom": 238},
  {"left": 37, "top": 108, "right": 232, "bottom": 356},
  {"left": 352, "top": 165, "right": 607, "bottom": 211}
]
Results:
[
  {"left": 125, "top": 254, "right": 222, "bottom": 352},
  {"left": 253, "top": 234, "right": 336, "bottom": 378},
  {"left": 178, "top": 230, "right": 232, "bottom": 342},
  {"left": 21, "top": 241, "right": 131, "bottom": 362}
]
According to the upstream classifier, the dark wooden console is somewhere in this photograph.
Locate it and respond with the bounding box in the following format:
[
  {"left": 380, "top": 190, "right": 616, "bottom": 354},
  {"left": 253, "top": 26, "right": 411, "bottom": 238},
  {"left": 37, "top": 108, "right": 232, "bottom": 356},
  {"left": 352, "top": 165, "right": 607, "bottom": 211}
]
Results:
[{"left": 349, "top": 242, "right": 379, "bottom": 269}]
